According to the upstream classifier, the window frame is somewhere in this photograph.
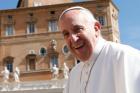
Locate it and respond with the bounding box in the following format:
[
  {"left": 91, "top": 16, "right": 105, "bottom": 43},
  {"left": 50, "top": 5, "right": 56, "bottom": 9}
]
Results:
[
  {"left": 48, "top": 20, "right": 58, "bottom": 32},
  {"left": 6, "top": 62, "right": 13, "bottom": 72},
  {"left": 50, "top": 56, "right": 58, "bottom": 68},
  {"left": 97, "top": 15, "right": 106, "bottom": 26},
  {"left": 62, "top": 44, "right": 70, "bottom": 55},
  {"left": 5, "top": 24, "right": 14, "bottom": 36},
  {"left": 39, "top": 47, "right": 47, "bottom": 57},
  {"left": 27, "top": 22, "right": 36, "bottom": 34}
]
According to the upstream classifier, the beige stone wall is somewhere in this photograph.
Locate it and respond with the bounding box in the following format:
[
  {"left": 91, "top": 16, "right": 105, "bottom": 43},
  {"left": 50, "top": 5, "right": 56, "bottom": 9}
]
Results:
[
  {"left": 109, "top": 1, "right": 120, "bottom": 42},
  {"left": 0, "top": 0, "right": 119, "bottom": 81},
  {"left": 28, "top": 0, "right": 72, "bottom": 7}
]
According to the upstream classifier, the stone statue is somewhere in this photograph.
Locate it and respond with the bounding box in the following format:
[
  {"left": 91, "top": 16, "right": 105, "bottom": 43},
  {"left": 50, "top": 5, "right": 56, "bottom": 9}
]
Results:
[
  {"left": 63, "top": 63, "right": 69, "bottom": 79},
  {"left": 1, "top": 67, "right": 10, "bottom": 83},
  {"left": 13, "top": 67, "right": 20, "bottom": 82},
  {"left": 50, "top": 39, "right": 57, "bottom": 50},
  {"left": 51, "top": 64, "right": 59, "bottom": 79}
]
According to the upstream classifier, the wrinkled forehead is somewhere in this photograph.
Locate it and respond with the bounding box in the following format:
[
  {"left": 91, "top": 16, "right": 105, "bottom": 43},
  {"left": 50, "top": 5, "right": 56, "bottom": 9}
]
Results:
[
  {"left": 59, "top": 10, "right": 86, "bottom": 30},
  {"left": 58, "top": 10, "right": 83, "bottom": 30}
]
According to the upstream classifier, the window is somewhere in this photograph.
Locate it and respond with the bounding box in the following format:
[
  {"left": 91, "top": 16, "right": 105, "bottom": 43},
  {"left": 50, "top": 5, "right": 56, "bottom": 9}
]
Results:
[
  {"left": 29, "top": 13, "right": 33, "bottom": 17},
  {"left": 97, "top": 16, "right": 106, "bottom": 26},
  {"left": 33, "top": 0, "right": 42, "bottom": 6},
  {"left": 6, "top": 63, "right": 13, "bottom": 72},
  {"left": 28, "top": 59, "right": 36, "bottom": 71},
  {"left": 62, "top": 45, "right": 69, "bottom": 55},
  {"left": 48, "top": 20, "right": 58, "bottom": 32},
  {"left": 39, "top": 47, "right": 47, "bottom": 56},
  {"left": 3, "top": 56, "right": 14, "bottom": 72},
  {"left": 50, "top": 56, "right": 58, "bottom": 68},
  {"left": 5, "top": 25, "right": 14, "bottom": 36},
  {"left": 27, "top": 23, "right": 36, "bottom": 34},
  {"left": 7, "top": 15, "right": 13, "bottom": 21},
  {"left": 50, "top": 11, "right": 55, "bottom": 15},
  {"left": 26, "top": 54, "right": 36, "bottom": 71}
]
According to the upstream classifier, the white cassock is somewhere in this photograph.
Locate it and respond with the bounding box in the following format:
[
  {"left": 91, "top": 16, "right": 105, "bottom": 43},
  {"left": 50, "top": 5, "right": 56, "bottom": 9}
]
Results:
[{"left": 63, "top": 37, "right": 140, "bottom": 93}]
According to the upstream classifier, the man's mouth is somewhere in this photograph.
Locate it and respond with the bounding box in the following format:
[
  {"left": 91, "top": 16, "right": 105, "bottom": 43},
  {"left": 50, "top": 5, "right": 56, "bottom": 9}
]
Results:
[{"left": 73, "top": 43, "right": 84, "bottom": 49}]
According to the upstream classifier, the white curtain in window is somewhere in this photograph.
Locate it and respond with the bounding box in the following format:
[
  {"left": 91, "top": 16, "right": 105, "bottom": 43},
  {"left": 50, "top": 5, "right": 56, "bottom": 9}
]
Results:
[
  {"left": 5, "top": 25, "right": 14, "bottom": 36},
  {"left": 48, "top": 20, "right": 58, "bottom": 32}
]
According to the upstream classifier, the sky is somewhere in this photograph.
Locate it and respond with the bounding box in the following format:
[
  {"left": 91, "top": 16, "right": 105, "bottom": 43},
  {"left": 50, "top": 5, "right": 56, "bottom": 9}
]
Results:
[{"left": 0, "top": 0, "right": 140, "bottom": 50}]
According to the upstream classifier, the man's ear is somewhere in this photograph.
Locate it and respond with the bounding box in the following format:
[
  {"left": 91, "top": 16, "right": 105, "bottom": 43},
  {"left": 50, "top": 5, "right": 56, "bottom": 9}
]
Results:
[
  {"left": 94, "top": 22, "right": 101, "bottom": 38},
  {"left": 94, "top": 22, "right": 101, "bottom": 31}
]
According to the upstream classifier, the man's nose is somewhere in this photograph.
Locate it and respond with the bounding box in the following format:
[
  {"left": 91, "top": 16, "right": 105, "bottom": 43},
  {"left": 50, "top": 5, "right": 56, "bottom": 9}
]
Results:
[{"left": 70, "top": 34, "right": 79, "bottom": 42}]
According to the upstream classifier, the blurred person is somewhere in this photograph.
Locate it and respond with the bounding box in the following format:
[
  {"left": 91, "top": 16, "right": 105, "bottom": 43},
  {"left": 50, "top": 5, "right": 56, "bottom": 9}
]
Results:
[
  {"left": 13, "top": 67, "right": 20, "bottom": 82},
  {"left": 51, "top": 64, "right": 59, "bottom": 79},
  {"left": 63, "top": 63, "right": 69, "bottom": 79},
  {"left": 1, "top": 67, "right": 10, "bottom": 83}
]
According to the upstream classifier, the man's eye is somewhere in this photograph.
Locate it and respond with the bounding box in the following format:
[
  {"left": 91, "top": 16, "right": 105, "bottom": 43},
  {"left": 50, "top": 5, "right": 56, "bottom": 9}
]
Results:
[
  {"left": 75, "top": 27, "right": 84, "bottom": 33},
  {"left": 78, "top": 27, "right": 83, "bottom": 31}
]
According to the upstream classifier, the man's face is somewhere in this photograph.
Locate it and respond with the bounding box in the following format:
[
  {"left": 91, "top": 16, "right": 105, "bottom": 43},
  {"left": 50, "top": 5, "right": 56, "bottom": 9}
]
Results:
[{"left": 59, "top": 10, "right": 99, "bottom": 62}]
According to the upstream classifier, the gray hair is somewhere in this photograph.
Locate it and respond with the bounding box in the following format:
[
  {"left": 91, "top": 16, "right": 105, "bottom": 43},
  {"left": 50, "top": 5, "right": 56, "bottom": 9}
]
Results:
[{"left": 59, "top": 6, "right": 97, "bottom": 23}]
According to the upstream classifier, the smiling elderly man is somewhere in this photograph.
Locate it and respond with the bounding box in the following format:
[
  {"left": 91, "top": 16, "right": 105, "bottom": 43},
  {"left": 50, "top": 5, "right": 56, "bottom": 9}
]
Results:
[{"left": 58, "top": 6, "right": 140, "bottom": 93}]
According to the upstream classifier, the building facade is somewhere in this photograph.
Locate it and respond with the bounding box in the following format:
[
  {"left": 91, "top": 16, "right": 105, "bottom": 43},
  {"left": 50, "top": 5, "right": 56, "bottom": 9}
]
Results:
[{"left": 0, "top": 0, "right": 119, "bottom": 82}]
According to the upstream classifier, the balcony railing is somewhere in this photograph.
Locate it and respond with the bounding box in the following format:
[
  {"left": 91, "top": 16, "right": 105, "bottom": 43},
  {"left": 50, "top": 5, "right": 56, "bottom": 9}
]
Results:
[{"left": 0, "top": 79, "right": 67, "bottom": 91}]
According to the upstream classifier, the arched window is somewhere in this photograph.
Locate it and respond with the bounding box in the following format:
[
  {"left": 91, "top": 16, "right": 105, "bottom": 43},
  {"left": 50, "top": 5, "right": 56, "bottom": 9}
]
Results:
[
  {"left": 62, "top": 45, "right": 69, "bottom": 55},
  {"left": 39, "top": 47, "right": 47, "bottom": 56}
]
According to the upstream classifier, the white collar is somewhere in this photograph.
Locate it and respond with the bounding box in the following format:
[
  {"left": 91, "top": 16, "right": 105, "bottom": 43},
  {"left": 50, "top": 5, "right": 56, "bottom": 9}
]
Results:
[{"left": 84, "top": 37, "right": 106, "bottom": 65}]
